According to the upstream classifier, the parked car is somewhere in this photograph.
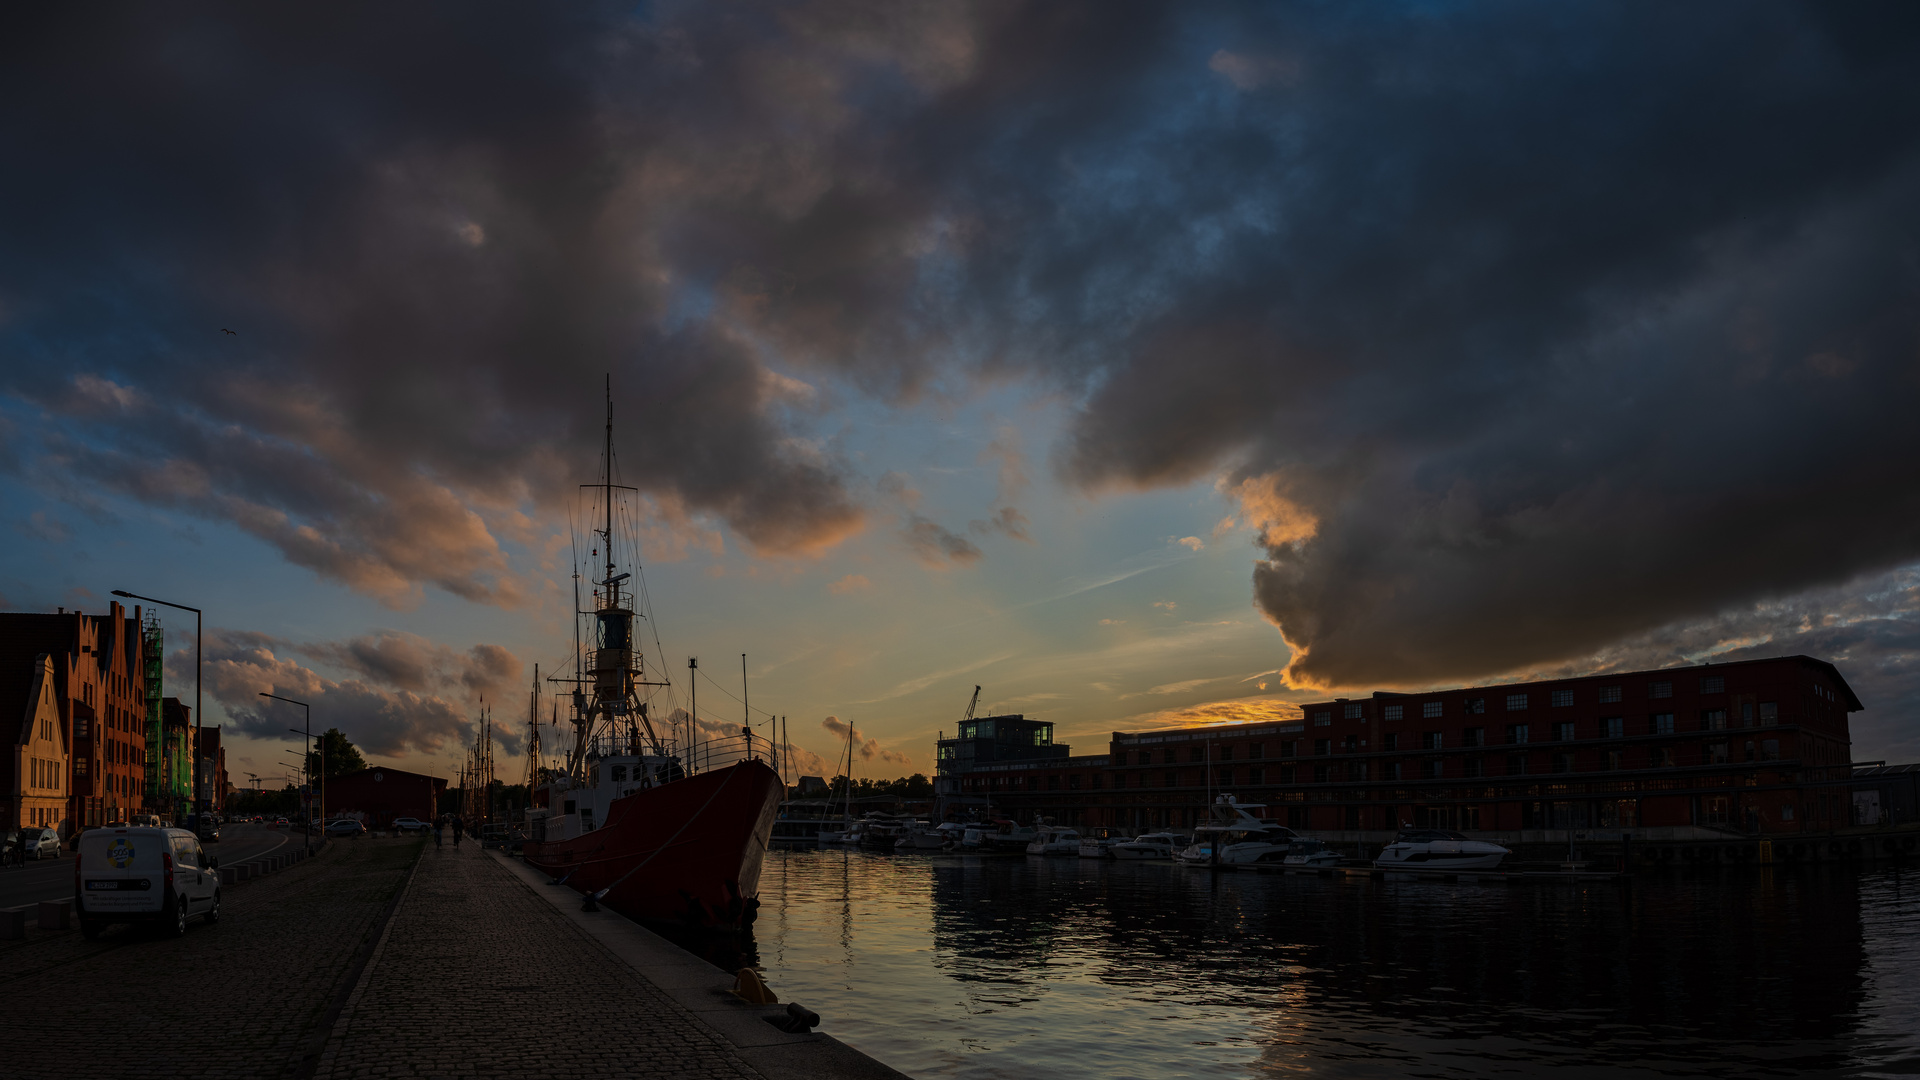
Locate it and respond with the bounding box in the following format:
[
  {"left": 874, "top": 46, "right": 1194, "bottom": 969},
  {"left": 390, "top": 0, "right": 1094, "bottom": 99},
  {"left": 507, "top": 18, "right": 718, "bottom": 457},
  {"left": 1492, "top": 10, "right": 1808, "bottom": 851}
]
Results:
[
  {"left": 74, "top": 826, "right": 220, "bottom": 938},
  {"left": 323, "top": 819, "right": 366, "bottom": 837},
  {"left": 4, "top": 827, "right": 60, "bottom": 860},
  {"left": 390, "top": 817, "right": 430, "bottom": 834},
  {"left": 186, "top": 814, "right": 220, "bottom": 843}
]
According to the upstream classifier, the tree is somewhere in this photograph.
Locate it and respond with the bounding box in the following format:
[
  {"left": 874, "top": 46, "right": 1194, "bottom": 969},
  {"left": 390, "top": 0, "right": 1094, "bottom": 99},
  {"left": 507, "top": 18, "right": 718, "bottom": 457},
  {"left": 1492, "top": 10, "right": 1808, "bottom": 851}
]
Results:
[{"left": 305, "top": 727, "right": 367, "bottom": 779}]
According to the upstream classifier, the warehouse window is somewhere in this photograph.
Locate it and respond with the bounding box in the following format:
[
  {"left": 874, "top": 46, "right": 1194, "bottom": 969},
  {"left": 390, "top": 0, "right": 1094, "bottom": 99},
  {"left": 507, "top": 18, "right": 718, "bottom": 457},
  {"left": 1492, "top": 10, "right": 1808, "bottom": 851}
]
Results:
[
  {"left": 1249, "top": 766, "right": 1264, "bottom": 785},
  {"left": 1314, "top": 739, "right": 1330, "bottom": 756},
  {"left": 1384, "top": 705, "right": 1403, "bottom": 721},
  {"left": 1603, "top": 717, "right": 1624, "bottom": 739},
  {"left": 1464, "top": 697, "right": 1486, "bottom": 714},
  {"left": 1506, "top": 753, "right": 1528, "bottom": 776},
  {"left": 1506, "top": 694, "right": 1529, "bottom": 711},
  {"left": 1552, "top": 753, "right": 1574, "bottom": 774},
  {"left": 1703, "top": 709, "right": 1727, "bottom": 731},
  {"left": 1552, "top": 690, "right": 1574, "bottom": 707},
  {"left": 1249, "top": 743, "right": 1264, "bottom": 759},
  {"left": 1164, "top": 771, "right": 1177, "bottom": 788},
  {"left": 1761, "top": 739, "right": 1780, "bottom": 760},
  {"left": 1652, "top": 713, "right": 1675, "bottom": 735},
  {"left": 1348, "top": 762, "right": 1368, "bottom": 781},
  {"left": 1599, "top": 686, "right": 1622, "bottom": 704},
  {"left": 1313, "top": 711, "right": 1332, "bottom": 726},
  {"left": 1386, "top": 762, "right": 1402, "bottom": 781},
  {"left": 1423, "top": 701, "right": 1443, "bottom": 718},
  {"left": 1382, "top": 733, "right": 1399, "bottom": 751},
  {"left": 1759, "top": 702, "right": 1778, "bottom": 725},
  {"left": 1463, "top": 727, "right": 1485, "bottom": 747},
  {"left": 1463, "top": 757, "right": 1482, "bottom": 778},
  {"left": 1553, "top": 722, "right": 1576, "bottom": 742},
  {"left": 1604, "top": 750, "right": 1622, "bottom": 771},
  {"left": 1700, "top": 675, "right": 1725, "bottom": 694},
  {"left": 1422, "top": 731, "right": 1443, "bottom": 750},
  {"left": 1505, "top": 724, "right": 1530, "bottom": 745},
  {"left": 1344, "top": 702, "right": 1363, "bottom": 719},
  {"left": 1219, "top": 745, "right": 1233, "bottom": 762},
  {"left": 1650, "top": 681, "right": 1673, "bottom": 699},
  {"left": 1708, "top": 742, "right": 1729, "bottom": 764}
]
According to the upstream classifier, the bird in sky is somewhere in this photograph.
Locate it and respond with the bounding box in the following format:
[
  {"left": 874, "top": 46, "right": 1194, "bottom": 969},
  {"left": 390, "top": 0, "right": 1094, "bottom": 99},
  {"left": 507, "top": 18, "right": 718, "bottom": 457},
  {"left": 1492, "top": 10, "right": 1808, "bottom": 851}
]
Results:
[{"left": 220, "top": 328, "right": 236, "bottom": 335}]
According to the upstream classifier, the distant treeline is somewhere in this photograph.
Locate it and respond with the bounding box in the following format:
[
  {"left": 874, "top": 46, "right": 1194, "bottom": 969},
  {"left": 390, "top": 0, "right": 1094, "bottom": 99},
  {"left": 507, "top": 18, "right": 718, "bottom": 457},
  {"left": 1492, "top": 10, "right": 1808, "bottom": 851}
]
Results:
[{"left": 826, "top": 774, "right": 934, "bottom": 799}]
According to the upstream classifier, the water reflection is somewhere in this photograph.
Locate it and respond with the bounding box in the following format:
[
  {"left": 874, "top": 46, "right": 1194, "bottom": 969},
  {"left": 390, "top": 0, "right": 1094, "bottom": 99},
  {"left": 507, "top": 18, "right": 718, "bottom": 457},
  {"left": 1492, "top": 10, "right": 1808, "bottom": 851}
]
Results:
[{"left": 753, "top": 850, "right": 1916, "bottom": 1079}]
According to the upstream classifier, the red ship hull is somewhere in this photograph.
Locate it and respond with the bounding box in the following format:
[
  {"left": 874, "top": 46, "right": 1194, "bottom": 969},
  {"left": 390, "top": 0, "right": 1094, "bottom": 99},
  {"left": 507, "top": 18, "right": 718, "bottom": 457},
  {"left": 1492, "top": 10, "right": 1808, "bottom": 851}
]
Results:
[{"left": 523, "top": 759, "right": 783, "bottom": 931}]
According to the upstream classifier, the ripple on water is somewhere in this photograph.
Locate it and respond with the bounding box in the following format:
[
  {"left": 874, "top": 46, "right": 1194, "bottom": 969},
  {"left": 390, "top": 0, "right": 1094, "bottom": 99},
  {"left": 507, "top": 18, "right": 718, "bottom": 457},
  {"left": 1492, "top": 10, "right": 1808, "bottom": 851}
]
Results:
[{"left": 746, "top": 851, "right": 1919, "bottom": 1080}]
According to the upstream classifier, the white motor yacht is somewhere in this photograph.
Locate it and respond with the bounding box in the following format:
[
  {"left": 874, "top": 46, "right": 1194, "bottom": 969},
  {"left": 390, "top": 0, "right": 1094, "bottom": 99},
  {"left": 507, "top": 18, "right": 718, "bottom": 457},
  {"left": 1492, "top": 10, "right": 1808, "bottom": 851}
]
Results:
[
  {"left": 1110, "top": 832, "right": 1190, "bottom": 860},
  {"left": 1175, "top": 796, "right": 1301, "bottom": 866},
  {"left": 1026, "top": 824, "right": 1082, "bottom": 855},
  {"left": 1077, "top": 831, "right": 1118, "bottom": 858},
  {"left": 1373, "top": 829, "right": 1511, "bottom": 871}
]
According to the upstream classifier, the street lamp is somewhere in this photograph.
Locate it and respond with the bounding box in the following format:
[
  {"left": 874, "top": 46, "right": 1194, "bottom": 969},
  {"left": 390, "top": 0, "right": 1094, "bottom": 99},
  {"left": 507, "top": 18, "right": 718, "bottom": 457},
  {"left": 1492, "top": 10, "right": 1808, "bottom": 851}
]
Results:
[
  {"left": 112, "top": 590, "right": 202, "bottom": 820},
  {"left": 261, "top": 693, "right": 315, "bottom": 854}
]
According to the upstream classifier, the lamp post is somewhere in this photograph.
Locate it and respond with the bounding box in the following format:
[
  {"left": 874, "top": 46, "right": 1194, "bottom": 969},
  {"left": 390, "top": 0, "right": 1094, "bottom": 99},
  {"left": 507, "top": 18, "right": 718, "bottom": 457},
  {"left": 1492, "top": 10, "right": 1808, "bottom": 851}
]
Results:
[
  {"left": 260, "top": 693, "right": 315, "bottom": 854},
  {"left": 112, "top": 590, "right": 201, "bottom": 821}
]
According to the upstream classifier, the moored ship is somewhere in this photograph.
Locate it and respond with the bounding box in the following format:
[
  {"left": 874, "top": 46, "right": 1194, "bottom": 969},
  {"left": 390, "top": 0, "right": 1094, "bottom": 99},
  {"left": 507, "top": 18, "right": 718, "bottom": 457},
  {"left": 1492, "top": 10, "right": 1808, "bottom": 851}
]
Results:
[{"left": 520, "top": 382, "right": 783, "bottom": 932}]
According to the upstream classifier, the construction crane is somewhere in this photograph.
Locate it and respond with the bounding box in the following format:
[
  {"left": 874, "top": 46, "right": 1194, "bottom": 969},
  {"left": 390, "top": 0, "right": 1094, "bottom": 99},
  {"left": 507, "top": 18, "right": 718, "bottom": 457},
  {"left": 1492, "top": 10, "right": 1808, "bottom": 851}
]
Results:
[{"left": 963, "top": 685, "right": 981, "bottom": 722}]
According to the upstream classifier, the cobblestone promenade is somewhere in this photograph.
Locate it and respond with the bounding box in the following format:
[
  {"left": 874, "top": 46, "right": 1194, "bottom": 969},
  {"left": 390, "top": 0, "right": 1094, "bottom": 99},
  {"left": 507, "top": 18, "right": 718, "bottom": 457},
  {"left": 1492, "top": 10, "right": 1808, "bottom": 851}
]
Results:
[
  {"left": 313, "top": 842, "right": 764, "bottom": 1080},
  {"left": 0, "top": 837, "right": 421, "bottom": 1079}
]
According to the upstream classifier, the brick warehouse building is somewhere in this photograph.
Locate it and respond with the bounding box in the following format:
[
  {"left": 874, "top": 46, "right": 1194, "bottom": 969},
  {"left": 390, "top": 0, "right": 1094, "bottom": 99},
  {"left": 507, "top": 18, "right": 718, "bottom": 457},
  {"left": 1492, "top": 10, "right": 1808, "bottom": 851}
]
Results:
[
  {"left": 323, "top": 766, "right": 447, "bottom": 828},
  {"left": 0, "top": 603, "right": 152, "bottom": 836},
  {"left": 937, "top": 655, "right": 1867, "bottom": 838}
]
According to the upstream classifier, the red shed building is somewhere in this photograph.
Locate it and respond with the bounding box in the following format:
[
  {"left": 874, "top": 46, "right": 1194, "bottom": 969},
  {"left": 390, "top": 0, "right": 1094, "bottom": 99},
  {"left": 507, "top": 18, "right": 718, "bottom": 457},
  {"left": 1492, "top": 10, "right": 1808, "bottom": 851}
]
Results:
[{"left": 322, "top": 766, "right": 446, "bottom": 828}]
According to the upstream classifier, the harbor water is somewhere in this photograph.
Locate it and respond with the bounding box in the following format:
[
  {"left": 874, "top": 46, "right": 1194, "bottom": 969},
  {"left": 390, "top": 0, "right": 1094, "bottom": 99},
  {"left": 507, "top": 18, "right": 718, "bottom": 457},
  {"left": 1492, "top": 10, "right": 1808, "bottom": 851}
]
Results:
[{"left": 744, "top": 849, "right": 1918, "bottom": 1079}]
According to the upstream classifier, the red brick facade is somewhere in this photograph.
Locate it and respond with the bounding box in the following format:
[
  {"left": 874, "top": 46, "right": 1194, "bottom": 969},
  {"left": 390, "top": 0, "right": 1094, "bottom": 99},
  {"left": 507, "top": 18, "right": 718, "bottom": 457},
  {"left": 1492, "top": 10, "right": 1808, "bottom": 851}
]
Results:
[{"left": 945, "top": 655, "right": 1862, "bottom": 837}]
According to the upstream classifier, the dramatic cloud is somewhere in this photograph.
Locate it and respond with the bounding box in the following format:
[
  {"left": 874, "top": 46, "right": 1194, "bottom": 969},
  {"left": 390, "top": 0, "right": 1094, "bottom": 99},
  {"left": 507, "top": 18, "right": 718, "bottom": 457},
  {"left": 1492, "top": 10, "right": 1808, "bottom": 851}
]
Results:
[
  {"left": 6, "top": 3, "right": 1920, "bottom": 698},
  {"left": 820, "top": 715, "right": 912, "bottom": 770},
  {"left": 182, "top": 628, "right": 523, "bottom": 759}
]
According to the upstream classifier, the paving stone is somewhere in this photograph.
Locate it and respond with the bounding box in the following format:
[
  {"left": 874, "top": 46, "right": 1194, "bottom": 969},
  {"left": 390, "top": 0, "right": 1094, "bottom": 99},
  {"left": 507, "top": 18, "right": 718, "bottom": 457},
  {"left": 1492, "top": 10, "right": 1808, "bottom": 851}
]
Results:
[
  {"left": 314, "top": 844, "right": 766, "bottom": 1080},
  {"left": 0, "top": 838, "right": 421, "bottom": 1079}
]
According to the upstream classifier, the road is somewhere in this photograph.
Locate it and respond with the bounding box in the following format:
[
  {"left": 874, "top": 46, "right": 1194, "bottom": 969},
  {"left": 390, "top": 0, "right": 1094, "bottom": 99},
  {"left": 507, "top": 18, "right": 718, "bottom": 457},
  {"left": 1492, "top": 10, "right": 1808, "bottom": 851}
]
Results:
[{"left": 0, "top": 822, "right": 304, "bottom": 917}]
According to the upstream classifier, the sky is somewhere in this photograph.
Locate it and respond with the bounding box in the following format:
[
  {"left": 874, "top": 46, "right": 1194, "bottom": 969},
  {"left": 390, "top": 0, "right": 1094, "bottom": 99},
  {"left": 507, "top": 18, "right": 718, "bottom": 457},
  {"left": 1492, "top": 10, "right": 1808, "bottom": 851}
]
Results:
[{"left": 3, "top": 2, "right": 1919, "bottom": 790}]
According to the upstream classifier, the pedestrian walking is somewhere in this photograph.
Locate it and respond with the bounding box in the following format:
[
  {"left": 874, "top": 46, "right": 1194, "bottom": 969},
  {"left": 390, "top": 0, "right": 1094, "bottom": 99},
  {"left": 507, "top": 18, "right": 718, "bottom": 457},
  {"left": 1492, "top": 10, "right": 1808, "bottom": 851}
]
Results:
[
  {"left": 452, "top": 816, "right": 464, "bottom": 847},
  {"left": 433, "top": 817, "right": 443, "bottom": 847}
]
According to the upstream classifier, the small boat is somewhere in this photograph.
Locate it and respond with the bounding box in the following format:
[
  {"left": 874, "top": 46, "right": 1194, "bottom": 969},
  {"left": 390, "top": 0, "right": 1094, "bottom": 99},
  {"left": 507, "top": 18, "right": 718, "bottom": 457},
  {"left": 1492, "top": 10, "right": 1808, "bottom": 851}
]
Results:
[
  {"left": 1174, "top": 796, "right": 1301, "bottom": 866},
  {"left": 1373, "top": 829, "right": 1510, "bottom": 871},
  {"left": 899, "top": 823, "right": 948, "bottom": 851},
  {"left": 1110, "top": 832, "right": 1189, "bottom": 860},
  {"left": 956, "top": 826, "right": 992, "bottom": 852},
  {"left": 1026, "top": 824, "right": 1082, "bottom": 855},
  {"left": 1077, "top": 832, "right": 1114, "bottom": 858},
  {"left": 1281, "top": 838, "right": 1341, "bottom": 868},
  {"left": 985, "top": 819, "right": 1038, "bottom": 853}
]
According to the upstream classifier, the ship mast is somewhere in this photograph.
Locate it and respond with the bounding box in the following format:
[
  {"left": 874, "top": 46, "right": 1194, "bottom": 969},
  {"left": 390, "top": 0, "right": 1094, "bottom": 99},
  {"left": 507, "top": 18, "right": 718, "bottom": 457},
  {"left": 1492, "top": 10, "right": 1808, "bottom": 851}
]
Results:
[{"left": 569, "top": 375, "right": 668, "bottom": 782}]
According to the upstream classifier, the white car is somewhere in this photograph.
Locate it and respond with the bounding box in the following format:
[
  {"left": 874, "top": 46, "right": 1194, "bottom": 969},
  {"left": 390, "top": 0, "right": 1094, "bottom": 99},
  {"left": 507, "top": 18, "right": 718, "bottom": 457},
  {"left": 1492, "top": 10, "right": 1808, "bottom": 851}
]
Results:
[
  {"left": 75, "top": 827, "right": 221, "bottom": 938},
  {"left": 390, "top": 817, "right": 430, "bottom": 834}
]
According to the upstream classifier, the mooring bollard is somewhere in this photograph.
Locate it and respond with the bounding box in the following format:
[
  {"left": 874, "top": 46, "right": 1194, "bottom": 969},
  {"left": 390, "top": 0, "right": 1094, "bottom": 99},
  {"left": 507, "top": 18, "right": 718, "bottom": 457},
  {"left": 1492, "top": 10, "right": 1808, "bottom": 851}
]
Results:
[
  {"left": 220, "top": 867, "right": 237, "bottom": 886},
  {"left": 0, "top": 908, "right": 26, "bottom": 940},
  {"left": 37, "top": 899, "right": 71, "bottom": 931},
  {"left": 236, "top": 863, "right": 252, "bottom": 881}
]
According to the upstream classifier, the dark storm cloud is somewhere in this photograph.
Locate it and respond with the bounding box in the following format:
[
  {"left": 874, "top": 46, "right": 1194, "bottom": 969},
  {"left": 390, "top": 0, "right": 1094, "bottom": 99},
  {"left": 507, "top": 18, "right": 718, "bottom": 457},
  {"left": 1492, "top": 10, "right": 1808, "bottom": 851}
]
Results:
[{"left": 4, "top": 3, "right": 1920, "bottom": 691}]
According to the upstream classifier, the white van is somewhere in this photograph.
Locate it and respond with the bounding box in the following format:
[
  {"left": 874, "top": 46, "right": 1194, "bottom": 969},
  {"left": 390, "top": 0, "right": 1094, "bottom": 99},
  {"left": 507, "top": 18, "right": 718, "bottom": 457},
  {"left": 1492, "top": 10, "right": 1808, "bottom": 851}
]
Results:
[{"left": 74, "top": 827, "right": 221, "bottom": 938}]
